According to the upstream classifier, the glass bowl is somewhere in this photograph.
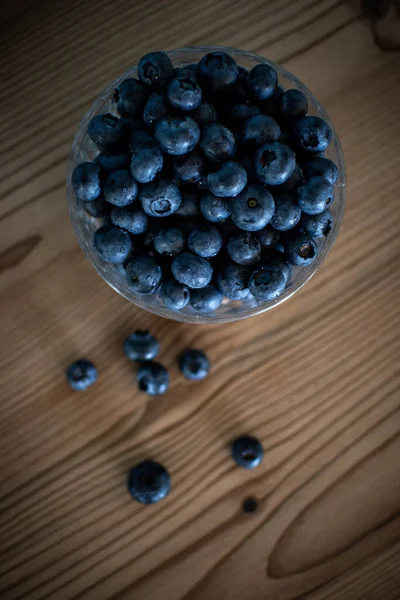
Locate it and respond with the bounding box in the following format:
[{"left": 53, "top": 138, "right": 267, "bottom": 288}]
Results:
[{"left": 67, "top": 46, "right": 346, "bottom": 324}]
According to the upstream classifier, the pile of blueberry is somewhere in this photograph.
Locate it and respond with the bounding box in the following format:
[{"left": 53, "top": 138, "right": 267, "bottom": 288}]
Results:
[{"left": 72, "top": 50, "right": 338, "bottom": 313}]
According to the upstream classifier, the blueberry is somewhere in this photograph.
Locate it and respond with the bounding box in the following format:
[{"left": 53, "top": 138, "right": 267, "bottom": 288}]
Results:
[
  {"left": 160, "top": 279, "right": 191, "bottom": 310},
  {"left": 127, "top": 460, "right": 170, "bottom": 503},
  {"left": 207, "top": 160, "right": 247, "bottom": 198},
  {"left": 111, "top": 206, "right": 148, "bottom": 234},
  {"left": 123, "top": 330, "right": 160, "bottom": 361},
  {"left": 230, "top": 103, "right": 260, "bottom": 122},
  {"left": 175, "top": 192, "right": 201, "bottom": 219},
  {"left": 255, "top": 226, "right": 280, "bottom": 252},
  {"left": 284, "top": 233, "right": 317, "bottom": 266},
  {"left": 270, "top": 193, "right": 301, "bottom": 231},
  {"left": 171, "top": 252, "right": 212, "bottom": 288},
  {"left": 174, "top": 151, "right": 206, "bottom": 184},
  {"left": 140, "top": 179, "right": 181, "bottom": 217},
  {"left": 66, "top": 359, "right": 97, "bottom": 391},
  {"left": 227, "top": 231, "right": 261, "bottom": 266},
  {"left": 248, "top": 264, "right": 286, "bottom": 300},
  {"left": 155, "top": 116, "right": 200, "bottom": 155},
  {"left": 242, "top": 114, "right": 281, "bottom": 146},
  {"left": 190, "top": 285, "right": 223, "bottom": 312},
  {"left": 138, "top": 51, "right": 174, "bottom": 89},
  {"left": 196, "top": 51, "right": 238, "bottom": 93},
  {"left": 235, "top": 151, "right": 258, "bottom": 183},
  {"left": 190, "top": 100, "right": 217, "bottom": 126},
  {"left": 247, "top": 63, "right": 278, "bottom": 101},
  {"left": 254, "top": 142, "right": 296, "bottom": 186},
  {"left": 83, "top": 194, "right": 111, "bottom": 218},
  {"left": 95, "top": 149, "right": 130, "bottom": 175},
  {"left": 114, "top": 78, "right": 147, "bottom": 117},
  {"left": 279, "top": 89, "right": 308, "bottom": 122},
  {"left": 104, "top": 169, "right": 138, "bottom": 207},
  {"left": 230, "top": 185, "right": 275, "bottom": 231},
  {"left": 143, "top": 91, "right": 170, "bottom": 129},
  {"left": 72, "top": 162, "right": 102, "bottom": 202},
  {"left": 258, "top": 84, "right": 284, "bottom": 118},
  {"left": 87, "top": 113, "right": 126, "bottom": 148},
  {"left": 301, "top": 157, "right": 338, "bottom": 185},
  {"left": 178, "top": 349, "right": 210, "bottom": 380},
  {"left": 292, "top": 115, "right": 332, "bottom": 154},
  {"left": 125, "top": 255, "right": 162, "bottom": 294},
  {"left": 216, "top": 263, "right": 250, "bottom": 300},
  {"left": 129, "top": 130, "right": 156, "bottom": 157},
  {"left": 199, "top": 123, "right": 236, "bottom": 163},
  {"left": 200, "top": 192, "right": 231, "bottom": 223},
  {"left": 274, "top": 163, "right": 304, "bottom": 194},
  {"left": 167, "top": 72, "right": 202, "bottom": 111},
  {"left": 188, "top": 224, "right": 222, "bottom": 258},
  {"left": 119, "top": 114, "right": 144, "bottom": 134},
  {"left": 130, "top": 146, "right": 163, "bottom": 183},
  {"left": 231, "top": 435, "right": 264, "bottom": 468},
  {"left": 263, "top": 250, "right": 292, "bottom": 282},
  {"left": 297, "top": 176, "right": 334, "bottom": 215},
  {"left": 93, "top": 225, "right": 133, "bottom": 263},
  {"left": 154, "top": 227, "right": 186, "bottom": 256},
  {"left": 301, "top": 209, "right": 333, "bottom": 238},
  {"left": 185, "top": 63, "right": 198, "bottom": 73}
]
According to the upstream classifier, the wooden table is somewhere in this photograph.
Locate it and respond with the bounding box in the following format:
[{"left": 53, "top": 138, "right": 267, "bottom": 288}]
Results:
[{"left": 1, "top": 1, "right": 399, "bottom": 598}]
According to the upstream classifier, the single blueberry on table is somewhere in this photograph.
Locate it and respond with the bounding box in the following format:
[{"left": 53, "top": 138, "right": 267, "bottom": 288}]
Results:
[
  {"left": 188, "top": 224, "right": 223, "bottom": 258},
  {"left": 130, "top": 146, "right": 163, "bottom": 183},
  {"left": 123, "top": 330, "right": 160, "bottom": 361},
  {"left": 137, "top": 362, "right": 169, "bottom": 396},
  {"left": 125, "top": 255, "right": 162, "bottom": 294},
  {"left": 255, "top": 226, "right": 280, "bottom": 252},
  {"left": 72, "top": 162, "right": 102, "bottom": 202},
  {"left": 87, "top": 113, "right": 126, "bottom": 148},
  {"left": 140, "top": 179, "right": 182, "bottom": 217},
  {"left": 104, "top": 169, "right": 138, "bottom": 207},
  {"left": 66, "top": 359, "right": 97, "bottom": 391},
  {"left": 127, "top": 460, "right": 171, "bottom": 504},
  {"left": 279, "top": 88, "right": 308, "bottom": 122},
  {"left": 301, "top": 156, "right": 338, "bottom": 185},
  {"left": 95, "top": 149, "right": 130, "bottom": 175},
  {"left": 230, "top": 103, "right": 260, "bottom": 122},
  {"left": 247, "top": 63, "right": 278, "bottom": 101},
  {"left": 207, "top": 160, "right": 247, "bottom": 198},
  {"left": 216, "top": 263, "right": 250, "bottom": 300},
  {"left": 270, "top": 193, "right": 301, "bottom": 231},
  {"left": 171, "top": 252, "right": 213, "bottom": 289},
  {"left": 173, "top": 151, "right": 206, "bottom": 184},
  {"left": 83, "top": 195, "right": 111, "bottom": 218},
  {"left": 114, "top": 78, "right": 147, "bottom": 117},
  {"left": 154, "top": 227, "right": 186, "bottom": 256},
  {"left": 231, "top": 66, "right": 249, "bottom": 102},
  {"left": 143, "top": 91, "right": 170, "bottom": 129},
  {"left": 93, "top": 225, "right": 133, "bottom": 263},
  {"left": 241, "top": 114, "right": 281, "bottom": 146},
  {"left": 196, "top": 51, "right": 238, "bottom": 93},
  {"left": 254, "top": 142, "right": 296, "bottom": 186},
  {"left": 227, "top": 231, "right": 261, "bottom": 266},
  {"left": 175, "top": 193, "right": 201, "bottom": 219},
  {"left": 242, "top": 497, "right": 258, "bottom": 513},
  {"left": 284, "top": 233, "right": 318, "bottom": 266},
  {"left": 248, "top": 264, "right": 286, "bottom": 300},
  {"left": 190, "top": 285, "right": 223, "bottom": 313},
  {"left": 230, "top": 184, "right": 275, "bottom": 231},
  {"left": 292, "top": 115, "right": 332, "bottom": 154},
  {"left": 190, "top": 99, "right": 217, "bottom": 126},
  {"left": 138, "top": 51, "right": 174, "bottom": 89},
  {"left": 178, "top": 349, "right": 210, "bottom": 380},
  {"left": 231, "top": 435, "right": 264, "bottom": 468},
  {"left": 160, "top": 279, "right": 191, "bottom": 310},
  {"left": 199, "top": 123, "right": 236, "bottom": 163},
  {"left": 301, "top": 209, "right": 333, "bottom": 238},
  {"left": 111, "top": 206, "right": 148, "bottom": 234},
  {"left": 297, "top": 175, "right": 334, "bottom": 215},
  {"left": 200, "top": 192, "right": 231, "bottom": 223},
  {"left": 155, "top": 115, "right": 200, "bottom": 155},
  {"left": 166, "top": 71, "right": 202, "bottom": 111}
]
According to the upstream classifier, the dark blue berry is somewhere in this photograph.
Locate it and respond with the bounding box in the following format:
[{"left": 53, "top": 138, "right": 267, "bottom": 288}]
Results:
[
  {"left": 130, "top": 146, "right": 163, "bottom": 183},
  {"left": 270, "top": 193, "right": 301, "bottom": 231},
  {"left": 235, "top": 151, "right": 258, "bottom": 183},
  {"left": 154, "top": 227, "right": 185, "bottom": 256},
  {"left": 167, "top": 72, "right": 202, "bottom": 111},
  {"left": 199, "top": 123, "right": 236, "bottom": 163},
  {"left": 230, "top": 185, "right": 275, "bottom": 231},
  {"left": 301, "top": 209, "right": 333, "bottom": 238},
  {"left": 207, "top": 160, "right": 247, "bottom": 198},
  {"left": 95, "top": 149, "right": 130, "bottom": 175},
  {"left": 230, "top": 103, "right": 260, "bottom": 122},
  {"left": 138, "top": 51, "right": 174, "bottom": 89},
  {"left": 279, "top": 88, "right": 308, "bottom": 121},
  {"left": 179, "top": 349, "right": 210, "bottom": 380},
  {"left": 242, "top": 114, "right": 280, "bottom": 146},
  {"left": 263, "top": 251, "right": 292, "bottom": 283},
  {"left": 227, "top": 231, "right": 261, "bottom": 266},
  {"left": 125, "top": 255, "right": 162, "bottom": 294},
  {"left": 104, "top": 169, "right": 138, "bottom": 207},
  {"left": 216, "top": 263, "right": 250, "bottom": 300},
  {"left": 248, "top": 264, "right": 286, "bottom": 300},
  {"left": 255, "top": 226, "right": 280, "bottom": 252},
  {"left": 254, "top": 142, "right": 296, "bottom": 186},
  {"left": 190, "top": 285, "right": 223, "bottom": 312},
  {"left": 155, "top": 116, "right": 200, "bottom": 155},
  {"left": 111, "top": 206, "right": 148, "bottom": 234},
  {"left": 292, "top": 115, "right": 332, "bottom": 154},
  {"left": 72, "top": 162, "right": 101, "bottom": 202},
  {"left": 114, "top": 78, "right": 147, "bottom": 117},
  {"left": 185, "top": 63, "right": 198, "bottom": 73},
  {"left": 160, "top": 279, "right": 191, "bottom": 310},
  {"left": 190, "top": 100, "right": 217, "bottom": 126},
  {"left": 119, "top": 114, "right": 144, "bottom": 134},
  {"left": 301, "top": 157, "right": 338, "bottom": 185},
  {"left": 284, "top": 233, "right": 317, "bottom": 266},
  {"left": 123, "top": 330, "right": 160, "bottom": 361},
  {"left": 88, "top": 113, "right": 126, "bottom": 148},
  {"left": 175, "top": 193, "right": 201, "bottom": 219},
  {"left": 196, "top": 51, "right": 238, "bottom": 93},
  {"left": 129, "top": 130, "right": 156, "bottom": 157},
  {"left": 297, "top": 176, "right": 334, "bottom": 215},
  {"left": 188, "top": 224, "right": 222, "bottom": 258},
  {"left": 171, "top": 252, "right": 212, "bottom": 288},
  {"left": 140, "top": 179, "right": 181, "bottom": 217},
  {"left": 174, "top": 151, "right": 206, "bottom": 184},
  {"left": 230, "top": 66, "right": 249, "bottom": 102},
  {"left": 143, "top": 91, "right": 170, "bottom": 128},
  {"left": 137, "top": 361, "right": 169, "bottom": 395},
  {"left": 247, "top": 64, "right": 278, "bottom": 101},
  {"left": 231, "top": 435, "right": 264, "bottom": 468},
  {"left": 93, "top": 225, "right": 133, "bottom": 263},
  {"left": 242, "top": 497, "right": 258, "bottom": 513},
  {"left": 200, "top": 192, "right": 231, "bottom": 223},
  {"left": 127, "top": 460, "right": 170, "bottom": 503},
  {"left": 66, "top": 359, "right": 97, "bottom": 391},
  {"left": 258, "top": 84, "right": 284, "bottom": 118},
  {"left": 83, "top": 194, "right": 111, "bottom": 218},
  {"left": 274, "top": 163, "right": 304, "bottom": 194}
]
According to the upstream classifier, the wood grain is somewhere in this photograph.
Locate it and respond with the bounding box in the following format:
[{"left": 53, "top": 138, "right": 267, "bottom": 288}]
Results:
[{"left": 1, "top": 1, "right": 400, "bottom": 599}]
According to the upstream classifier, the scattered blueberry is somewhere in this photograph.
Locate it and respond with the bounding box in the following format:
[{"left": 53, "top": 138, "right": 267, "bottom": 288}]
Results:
[
  {"left": 292, "top": 115, "right": 332, "bottom": 154},
  {"left": 123, "top": 330, "right": 160, "bottom": 361},
  {"left": 127, "top": 460, "right": 171, "bottom": 504},
  {"left": 104, "top": 169, "right": 138, "bottom": 207},
  {"left": 154, "top": 227, "right": 186, "bottom": 256},
  {"left": 196, "top": 51, "right": 238, "bottom": 93},
  {"left": 284, "top": 233, "right": 317, "bottom": 266},
  {"left": 66, "top": 359, "right": 98, "bottom": 391},
  {"left": 175, "top": 193, "right": 201, "bottom": 219},
  {"left": 279, "top": 89, "right": 308, "bottom": 122},
  {"left": 130, "top": 146, "right": 163, "bottom": 183},
  {"left": 254, "top": 142, "right": 296, "bottom": 186},
  {"left": 114, "top": 78, "right": 147, "bottom": 117},
  {"left": 140, "top": 179, "right": 181, "bottom": 217},
  {"left": 88, "top": 113, "right": 126, "bottom": 148},
  {"left": 95, "top": 149, "right": 130, "bottom": 174},
  {"left": 72, "top": 162, "right": 101, "bottom": 202},
  {"left": 301, "top": 209, "right": 333, "bottom": 237},
  {"left": 199, "top": 123, "right": 236, "bottom": 163},
  {"left": 188, "top": 224, "right": 223, "bottom": 258},
  {"left": 125, "top": 255, "right": 162, "bottom": 294},
  {"left": 179, "top": 348, "right": 210, "bottom": 380},
  {"left": 190, "top": 285, "right": 223, "bottom": 312},
  {"left": 248, "top": 264, "right": 286, "bottom": 300},
  {"left": 137, "top": 361, "right": 169, "bottom": 395},
  {"left": 227, "top": 231, "right": 261, "bottom": 266},
  {"left": 297, "top": 175, "right": 334, "bottom": 215},
  {"left": 143, "top": 91, "right": 170, "bottom": 128},
  {"left": 242, "top": 497, "right": 258, "bottom": 513},
  {"left": 155, "top": 115, "right": 200, "bottom": 155},
  {"left": 174, "top": 151, "right": 206, "bottom": 183},
  {"left": 111, "top": 206, "right": 148, "bottom": 234},
  {"left": 207, "top": 160, "right": 247, "bottom": 198},
  {"left": 231, "top": 435, "right": 264, "bottom": 468},
  {"left": 242, "top": 114, "right": 281, "bottom": 146},
  {"left": 171, "top": 252, "right": 213, "bottom": 288},
  {"left": 247, "top": 63, "right": 278, "bottom": 101},
  {"left": 93, "top": 225, "right": 133, "bottom": 263},
  {"left": 216, "top": 263, "right": 250, "bottom": 300},
  {"left": 270, "top": 193, "right": 301, "bottom": 231},
  {"left": 138, "top": 51, "right": 174, "bottom": 89},
  {"left": 200, "top": 192, "right": 231, "bottom": 223},
  {"left": 160, "top": 279, "right": 191, "bottom": 310},
  {"left": 167, "top": 71, "right": 202, "bottom": 111},
  {"left": 301, "top": 156, "right": 338, "bottom": 185},
  {"left": 230, "top": 185, "right": 275, "bottom": 231}
]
